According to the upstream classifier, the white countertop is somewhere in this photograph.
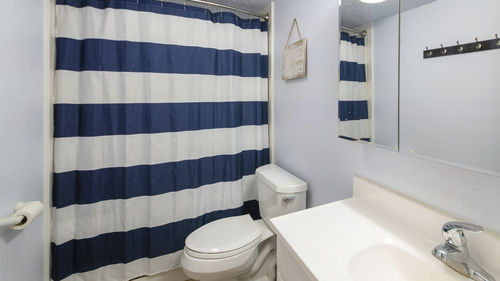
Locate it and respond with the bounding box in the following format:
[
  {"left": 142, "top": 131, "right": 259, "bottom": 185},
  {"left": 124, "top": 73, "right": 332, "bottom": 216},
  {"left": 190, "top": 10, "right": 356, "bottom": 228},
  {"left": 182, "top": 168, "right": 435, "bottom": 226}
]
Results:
[{"left": 270, "top": 176, "right": 500, "bottom": 281}]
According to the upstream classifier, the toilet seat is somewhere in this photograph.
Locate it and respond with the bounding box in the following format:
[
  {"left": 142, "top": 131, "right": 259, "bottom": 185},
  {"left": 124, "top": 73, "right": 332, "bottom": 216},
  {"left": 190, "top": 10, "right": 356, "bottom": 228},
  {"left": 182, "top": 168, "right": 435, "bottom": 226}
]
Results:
[
  {"left": 185, "top": 235, "right": 261, "bottom": 259},
  {"left": 184, "top": 214, "right": 262, "bottom": 259}
]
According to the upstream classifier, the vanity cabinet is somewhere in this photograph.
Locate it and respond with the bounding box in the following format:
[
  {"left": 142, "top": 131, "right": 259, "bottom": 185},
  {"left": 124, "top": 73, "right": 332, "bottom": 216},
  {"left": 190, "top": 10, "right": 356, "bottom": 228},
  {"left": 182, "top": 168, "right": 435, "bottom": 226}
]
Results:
[{"left": 276, "top": 238, "right": 315, "bottom": 281}]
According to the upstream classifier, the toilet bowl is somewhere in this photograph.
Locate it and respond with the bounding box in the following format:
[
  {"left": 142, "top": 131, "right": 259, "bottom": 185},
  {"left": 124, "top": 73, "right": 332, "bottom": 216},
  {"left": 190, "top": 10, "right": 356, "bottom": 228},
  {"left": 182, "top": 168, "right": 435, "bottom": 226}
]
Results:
[
  {"left": 181, "top": 215, "right": 274, "bottom": 281},
  {"left": 181, "top": 164, "right": 307, "bottom": 281}
]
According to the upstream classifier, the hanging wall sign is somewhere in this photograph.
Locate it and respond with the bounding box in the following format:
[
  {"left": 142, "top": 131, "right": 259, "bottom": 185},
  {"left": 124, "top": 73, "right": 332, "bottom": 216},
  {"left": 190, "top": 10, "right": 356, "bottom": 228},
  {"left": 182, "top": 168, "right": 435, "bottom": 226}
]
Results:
[{"left": 282, "top": 18, "right": 307, "bottom": 80}]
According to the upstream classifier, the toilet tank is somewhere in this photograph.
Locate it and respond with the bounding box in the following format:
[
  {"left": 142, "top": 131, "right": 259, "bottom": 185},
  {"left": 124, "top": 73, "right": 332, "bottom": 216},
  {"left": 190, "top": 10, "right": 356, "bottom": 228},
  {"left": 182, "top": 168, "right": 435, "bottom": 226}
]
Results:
[{"left": 256, "top": 164, "right": 307, "bottom": 221}]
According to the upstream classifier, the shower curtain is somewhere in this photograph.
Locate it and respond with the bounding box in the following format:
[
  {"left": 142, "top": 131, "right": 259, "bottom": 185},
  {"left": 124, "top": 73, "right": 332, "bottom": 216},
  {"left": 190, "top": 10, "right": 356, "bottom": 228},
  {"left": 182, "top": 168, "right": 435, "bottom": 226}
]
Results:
[
  {"left": 51, "top": 1, "right": 269, "bottom": 280},
  {"left": 338, "top": 31, "right": 371, "bottom": 142}
]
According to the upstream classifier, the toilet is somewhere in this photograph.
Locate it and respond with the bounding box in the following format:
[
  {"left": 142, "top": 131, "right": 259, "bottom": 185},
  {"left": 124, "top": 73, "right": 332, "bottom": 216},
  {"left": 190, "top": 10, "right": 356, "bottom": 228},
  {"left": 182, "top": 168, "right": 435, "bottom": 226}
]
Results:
[{"left": 181, "top": 164, "right": 307, "bottom": 281}]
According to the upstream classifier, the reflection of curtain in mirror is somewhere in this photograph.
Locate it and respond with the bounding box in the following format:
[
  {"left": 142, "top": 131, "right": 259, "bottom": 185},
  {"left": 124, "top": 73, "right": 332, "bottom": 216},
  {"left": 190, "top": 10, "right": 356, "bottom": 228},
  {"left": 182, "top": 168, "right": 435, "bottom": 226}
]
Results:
[{"left": 338, "top": 32, "right": 371, "bottom": 142}]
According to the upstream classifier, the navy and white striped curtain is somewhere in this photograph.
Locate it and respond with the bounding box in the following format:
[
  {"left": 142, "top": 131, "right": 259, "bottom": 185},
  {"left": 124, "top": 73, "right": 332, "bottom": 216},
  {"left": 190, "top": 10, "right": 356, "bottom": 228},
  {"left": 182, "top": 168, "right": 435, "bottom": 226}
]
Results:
[
  {"left": 338, "top": 32, "right": 371, "bottom": 142},
  {"left": 51, "top": 1, "right": 269, "bottom": 280}
]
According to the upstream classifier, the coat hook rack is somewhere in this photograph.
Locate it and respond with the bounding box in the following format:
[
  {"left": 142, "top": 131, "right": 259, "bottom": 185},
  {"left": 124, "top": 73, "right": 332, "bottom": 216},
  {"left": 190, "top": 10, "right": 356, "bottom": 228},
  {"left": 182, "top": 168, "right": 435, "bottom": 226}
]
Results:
[{"left": 423, "top": 34, "right": 500, "bottom": 59}]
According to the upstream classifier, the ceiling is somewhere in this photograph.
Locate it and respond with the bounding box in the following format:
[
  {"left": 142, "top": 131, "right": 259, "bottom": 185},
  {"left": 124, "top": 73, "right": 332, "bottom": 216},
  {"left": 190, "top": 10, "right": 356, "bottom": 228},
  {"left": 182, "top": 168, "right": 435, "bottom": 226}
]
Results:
[{"left": 340, "top": 0, "right": 439, "bottom": 28}]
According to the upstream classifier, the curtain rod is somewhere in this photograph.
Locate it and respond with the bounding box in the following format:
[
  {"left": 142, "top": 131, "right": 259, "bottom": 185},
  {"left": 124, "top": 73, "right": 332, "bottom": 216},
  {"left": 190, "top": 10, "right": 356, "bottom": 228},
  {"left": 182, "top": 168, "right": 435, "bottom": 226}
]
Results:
[
  {"left": 340, "top": 26, "right": 367, "bottom": 38},
  {"left": 159, "top": 0, "right": 269, "bottom": 20}
]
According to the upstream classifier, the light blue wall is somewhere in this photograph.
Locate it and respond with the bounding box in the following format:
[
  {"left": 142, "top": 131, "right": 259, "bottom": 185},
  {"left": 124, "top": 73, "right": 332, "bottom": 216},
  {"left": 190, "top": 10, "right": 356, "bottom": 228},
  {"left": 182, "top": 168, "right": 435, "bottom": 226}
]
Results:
[
  {"left": 0, "top": 1, "right": 45, "bottom": 280},
  {"left": 273, "top": 0, "right": 500, "bottom": 234},
  {"left": 274, "top": 0, "right": 360, "bottom": 208}
]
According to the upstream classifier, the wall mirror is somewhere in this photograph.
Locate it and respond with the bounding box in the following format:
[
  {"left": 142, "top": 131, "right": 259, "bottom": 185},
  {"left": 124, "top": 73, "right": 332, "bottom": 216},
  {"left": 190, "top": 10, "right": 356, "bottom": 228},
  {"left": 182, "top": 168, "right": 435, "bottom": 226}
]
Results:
[
  {"left": 399, "top": 0, "right": 500, "bottom": 176},
  {"left": 338, "top": 0, "right": 400, "bottom": 151},
  {"left": 339, "top": 0, "right": 500, "bottom": 176}
]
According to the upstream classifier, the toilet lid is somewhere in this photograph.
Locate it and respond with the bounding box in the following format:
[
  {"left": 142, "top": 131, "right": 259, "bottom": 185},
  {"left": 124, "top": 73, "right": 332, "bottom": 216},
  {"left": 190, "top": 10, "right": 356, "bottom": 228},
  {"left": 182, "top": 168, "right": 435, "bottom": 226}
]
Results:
[{"left": 185, "top": 214, "right": 262, "bottom": 258}]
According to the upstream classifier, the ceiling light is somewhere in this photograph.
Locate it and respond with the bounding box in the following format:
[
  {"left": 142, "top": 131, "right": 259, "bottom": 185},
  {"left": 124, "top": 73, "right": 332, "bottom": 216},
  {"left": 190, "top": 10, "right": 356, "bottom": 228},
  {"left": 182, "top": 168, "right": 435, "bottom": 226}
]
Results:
[{"left": 359, "top": 0, "right": 387, "bottom": 3}]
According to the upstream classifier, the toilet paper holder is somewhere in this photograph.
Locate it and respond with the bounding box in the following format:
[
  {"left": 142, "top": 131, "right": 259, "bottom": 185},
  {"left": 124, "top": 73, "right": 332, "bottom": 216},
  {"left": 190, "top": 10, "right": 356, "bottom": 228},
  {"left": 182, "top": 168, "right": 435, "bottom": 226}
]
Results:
[{"left": 0, "top": 201, "right": 43, "bottom": 230}]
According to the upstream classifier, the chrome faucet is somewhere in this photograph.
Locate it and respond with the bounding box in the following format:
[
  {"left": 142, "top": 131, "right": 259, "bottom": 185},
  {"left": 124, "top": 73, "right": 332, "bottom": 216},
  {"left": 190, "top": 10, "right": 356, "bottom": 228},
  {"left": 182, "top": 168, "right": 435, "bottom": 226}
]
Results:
[{"left": 432, "top": 222, "right": 496, "bottom": 281}]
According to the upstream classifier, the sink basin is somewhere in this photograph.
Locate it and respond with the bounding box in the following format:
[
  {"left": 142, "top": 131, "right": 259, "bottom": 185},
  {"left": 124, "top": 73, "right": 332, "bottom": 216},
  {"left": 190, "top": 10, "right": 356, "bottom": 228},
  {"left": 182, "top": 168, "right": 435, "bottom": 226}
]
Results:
[
  {"left": 270, "top": 176, "right": 500, "bottom": 281},
  {"left": 349, "top": 244, "right": 462, "bottom": 281}
]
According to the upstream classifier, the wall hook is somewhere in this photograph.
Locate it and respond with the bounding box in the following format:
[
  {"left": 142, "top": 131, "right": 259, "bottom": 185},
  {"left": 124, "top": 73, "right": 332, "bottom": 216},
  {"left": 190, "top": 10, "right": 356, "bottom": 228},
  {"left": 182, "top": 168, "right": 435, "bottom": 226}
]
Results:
[
  {"left": 425, "top": 46, "right": 433, "bottom": 57},
  {"left": 456, "top": 41, "right": 464, "bottom": 53},
  {"left": 475, "top": 37, "right": 482, "bottom": 50},
  {"left": 424, "top": 35, "right": 500, "bottom": 59},
  {"left": 440, "top": 44, "right": 447, "bottom": 55}
]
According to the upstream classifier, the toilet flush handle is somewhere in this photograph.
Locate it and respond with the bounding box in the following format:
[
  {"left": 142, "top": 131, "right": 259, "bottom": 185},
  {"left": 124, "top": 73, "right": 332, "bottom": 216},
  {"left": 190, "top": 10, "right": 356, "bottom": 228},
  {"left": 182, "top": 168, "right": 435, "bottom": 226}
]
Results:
[{"left": 282, "top": 195, "right": 295, "bottom": 203}]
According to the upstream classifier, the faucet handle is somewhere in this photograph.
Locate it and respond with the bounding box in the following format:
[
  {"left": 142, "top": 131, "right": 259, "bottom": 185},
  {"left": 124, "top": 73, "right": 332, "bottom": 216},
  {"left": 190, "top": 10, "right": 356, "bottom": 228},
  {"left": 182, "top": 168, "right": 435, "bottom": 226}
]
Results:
[{"left": 442, "top": 221, "right": 483, "bottom": 247}]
